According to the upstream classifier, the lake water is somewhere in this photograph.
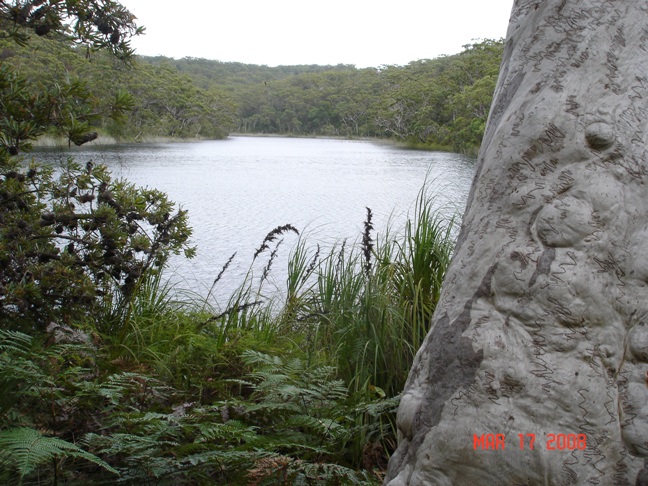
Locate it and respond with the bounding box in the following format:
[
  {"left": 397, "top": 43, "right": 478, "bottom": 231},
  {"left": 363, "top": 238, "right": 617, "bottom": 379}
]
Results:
[{"left": 32, "top": 136, "right": 476, "bottom": 305}]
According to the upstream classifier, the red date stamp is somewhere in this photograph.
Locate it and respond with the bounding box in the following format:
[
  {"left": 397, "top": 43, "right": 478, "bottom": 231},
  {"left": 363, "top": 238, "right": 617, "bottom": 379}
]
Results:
[{"left": 473, "top": 433, "right": 587, "bottom": 451}]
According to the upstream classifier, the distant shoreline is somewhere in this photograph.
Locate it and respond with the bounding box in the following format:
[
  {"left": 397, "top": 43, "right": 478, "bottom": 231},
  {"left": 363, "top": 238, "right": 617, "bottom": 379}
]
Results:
[
  {"left": 33, "top": 133, "right": 470, "bottom": 155},
  {"left": 33, "top": 134, "right": 210, "bottom": 147},
  {"left": 33, "top": 133, "right": 387, "bottom": 147}
]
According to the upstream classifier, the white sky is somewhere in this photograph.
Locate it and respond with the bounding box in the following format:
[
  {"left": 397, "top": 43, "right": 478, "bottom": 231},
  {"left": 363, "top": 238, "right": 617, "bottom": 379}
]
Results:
[{"left": 118, "top": 0, "right": 513, "bottom": 67}]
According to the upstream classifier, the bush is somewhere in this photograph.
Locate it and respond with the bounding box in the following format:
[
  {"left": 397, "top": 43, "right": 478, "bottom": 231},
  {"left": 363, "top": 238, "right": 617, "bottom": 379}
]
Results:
[{"left": 0, "top": 155, "right": 195, "bottom": 331}]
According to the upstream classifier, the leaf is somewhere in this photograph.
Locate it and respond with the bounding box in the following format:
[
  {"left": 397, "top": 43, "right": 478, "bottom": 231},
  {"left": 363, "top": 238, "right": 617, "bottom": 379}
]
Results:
[
  {"left": 368, "top": 384, "right": 386, "bottom": 398},
  {"left": 0, "top": 427, "right": 118, "bottom": 478}
]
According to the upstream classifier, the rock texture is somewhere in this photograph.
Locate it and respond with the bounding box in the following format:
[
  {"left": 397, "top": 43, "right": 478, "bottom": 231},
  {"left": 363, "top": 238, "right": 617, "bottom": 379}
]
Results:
[{"left": 385, "top": 1, "right": 648, "bottom": 484}]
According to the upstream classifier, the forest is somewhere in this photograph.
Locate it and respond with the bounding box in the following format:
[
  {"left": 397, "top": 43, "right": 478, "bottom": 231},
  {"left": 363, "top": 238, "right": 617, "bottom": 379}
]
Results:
[
  {"left": 0, "top": 32, "right": 503, "bottom": 152},
  {"left": 0, "top": 1, "right": 501, "bottom": 484}
]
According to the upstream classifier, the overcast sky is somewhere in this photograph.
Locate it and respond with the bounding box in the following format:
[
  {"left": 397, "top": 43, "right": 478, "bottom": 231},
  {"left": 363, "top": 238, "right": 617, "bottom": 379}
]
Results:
[{"left": 117, "top": 0, "right": 513, "bottom": 67}]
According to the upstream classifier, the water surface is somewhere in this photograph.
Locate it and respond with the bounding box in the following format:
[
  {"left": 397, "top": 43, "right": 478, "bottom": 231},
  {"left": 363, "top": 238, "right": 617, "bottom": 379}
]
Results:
[{"left": 33, "top": 136, "right": 476, "bottom": 304}]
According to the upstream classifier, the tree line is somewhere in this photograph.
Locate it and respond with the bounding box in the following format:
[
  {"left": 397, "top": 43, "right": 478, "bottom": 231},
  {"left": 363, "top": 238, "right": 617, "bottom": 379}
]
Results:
[
  {"left": 0, "top": 34, "right": 503, "bottom": 152},
  {"left": 149, "top": 38, "right": 504, "bottom": 152}
]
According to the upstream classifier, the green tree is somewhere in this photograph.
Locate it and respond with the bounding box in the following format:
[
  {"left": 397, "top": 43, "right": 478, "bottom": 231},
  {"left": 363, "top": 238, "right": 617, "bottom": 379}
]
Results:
[
  {"left": 0, "top": 0, "right": 143, "bottom": 59},
  {"left": 1, "top": 156, "right": 194, "bottom": 330},
  {"left": 448, "top": 74, "right": 498, "bottom": 148},
  {"left": 0, "top": 1, "right": 195, "bottom": 331}
]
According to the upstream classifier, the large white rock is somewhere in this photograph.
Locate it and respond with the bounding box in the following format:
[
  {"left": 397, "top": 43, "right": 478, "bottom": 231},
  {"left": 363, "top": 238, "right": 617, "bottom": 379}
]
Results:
[{"left": 385, "top": 1, "right": 648, "bottom": 484}]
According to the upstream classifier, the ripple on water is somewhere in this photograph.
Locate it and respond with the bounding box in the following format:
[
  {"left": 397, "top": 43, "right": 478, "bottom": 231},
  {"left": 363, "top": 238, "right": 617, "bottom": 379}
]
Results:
[{"left": 32, "top": 136, "right": 475, "bottom": 305}]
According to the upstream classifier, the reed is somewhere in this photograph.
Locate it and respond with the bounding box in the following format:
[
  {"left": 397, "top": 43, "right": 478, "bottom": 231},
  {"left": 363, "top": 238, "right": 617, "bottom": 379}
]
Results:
[
  {"left": 99, "top": 182, "right": 455, "bottom": 411},
  {"left": 264, "top": 187, "right": 456, "bottom": 399}
]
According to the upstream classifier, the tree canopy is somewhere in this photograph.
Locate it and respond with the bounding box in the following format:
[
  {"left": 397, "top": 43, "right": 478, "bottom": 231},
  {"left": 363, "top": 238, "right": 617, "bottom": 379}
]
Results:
[
  {"left": 161, "top": 39, "right": 504, "bottom": 152},
  {"left": 0, "top": 32, "right": 503, "bottom": 151},
  {"left": 0, "top": 0, "right": 142, "bottom": 57}
]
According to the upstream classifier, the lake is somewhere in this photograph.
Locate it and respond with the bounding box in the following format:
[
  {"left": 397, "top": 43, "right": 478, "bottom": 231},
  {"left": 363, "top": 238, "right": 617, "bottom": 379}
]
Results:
[{"left": 33, "top": 136, "right": 476, "bottom": 305}]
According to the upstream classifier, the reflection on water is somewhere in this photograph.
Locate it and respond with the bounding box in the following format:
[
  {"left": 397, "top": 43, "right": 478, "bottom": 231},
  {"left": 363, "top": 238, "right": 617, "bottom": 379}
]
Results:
[{"left": 32, "top": 136, "right": 475, "bottom": 305}]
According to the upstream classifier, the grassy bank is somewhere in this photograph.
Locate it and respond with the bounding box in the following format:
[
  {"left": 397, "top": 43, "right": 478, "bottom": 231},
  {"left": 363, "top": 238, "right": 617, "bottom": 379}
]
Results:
[{"left": 0, "top": 187, "right": 455, "bottom": 484}]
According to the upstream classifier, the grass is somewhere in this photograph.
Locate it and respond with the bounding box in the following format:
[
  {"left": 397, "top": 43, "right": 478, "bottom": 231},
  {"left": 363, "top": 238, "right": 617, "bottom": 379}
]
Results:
[
  {"left": 262, "top": 187, "right": 455, "bottom": 399},
  {"left": 0, "top": 185, "right": 456, "bottom": 484}
]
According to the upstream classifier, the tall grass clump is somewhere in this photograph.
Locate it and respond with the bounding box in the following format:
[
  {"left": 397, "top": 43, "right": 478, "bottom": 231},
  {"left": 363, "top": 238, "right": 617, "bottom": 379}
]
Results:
[{"left": 290, "top": 188, "right": 455, "bottom": 400}]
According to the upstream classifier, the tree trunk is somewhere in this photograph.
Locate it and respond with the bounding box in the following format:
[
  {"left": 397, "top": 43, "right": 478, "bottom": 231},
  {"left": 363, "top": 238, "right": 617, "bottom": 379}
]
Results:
[{"left": 385, "top": 1, "right": 648, "bottom": 484}]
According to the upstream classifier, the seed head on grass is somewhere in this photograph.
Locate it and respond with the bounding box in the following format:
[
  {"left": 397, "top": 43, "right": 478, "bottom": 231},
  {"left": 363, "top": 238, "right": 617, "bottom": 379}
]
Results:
[
  {"left": 253, "top": 224, "right": 299, "bottom": 260},
  {"left": 201, "top": 300, "right": 264, "bottom": 325},
  {"left": 261, "top": 239, "right": 283, "bottom": 283},
  {"left": 204, "top": 252, "right": 237, "bottom": 305},
  {"left": 336, "top": 239, "right": 347, "bottom": 271},
  {"left": 362, "top": 207, "right": 374, "bottom": 276},
  {"left": 302, "top": 243, "right": 320, "bottom": 285},
  {"left": 214, "top": 252, "right": 236, "bottom": 286}
]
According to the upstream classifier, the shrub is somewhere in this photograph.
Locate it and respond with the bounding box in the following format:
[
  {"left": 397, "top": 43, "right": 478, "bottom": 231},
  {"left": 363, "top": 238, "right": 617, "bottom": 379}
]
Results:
[{"left": 0, "top": 155, "right": 195, "bottom": 331}]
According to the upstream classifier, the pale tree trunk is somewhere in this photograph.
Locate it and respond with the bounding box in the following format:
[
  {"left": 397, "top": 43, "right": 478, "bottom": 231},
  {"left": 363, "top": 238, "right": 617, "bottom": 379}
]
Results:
[{"left": 385, "top": 1, "right": 648, "bottom": 484}]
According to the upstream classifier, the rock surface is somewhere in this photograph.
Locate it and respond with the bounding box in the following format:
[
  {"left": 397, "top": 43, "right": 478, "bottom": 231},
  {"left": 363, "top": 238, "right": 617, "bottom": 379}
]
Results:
[{"left": 385, "top": 1, "right": 648, "bottom": 484}]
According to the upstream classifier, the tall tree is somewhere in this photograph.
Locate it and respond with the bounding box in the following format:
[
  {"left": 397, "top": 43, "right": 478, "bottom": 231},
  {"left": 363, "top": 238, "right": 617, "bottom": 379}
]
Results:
[{"left": 386, "top": 1, "right": 648, "bottom": 483}]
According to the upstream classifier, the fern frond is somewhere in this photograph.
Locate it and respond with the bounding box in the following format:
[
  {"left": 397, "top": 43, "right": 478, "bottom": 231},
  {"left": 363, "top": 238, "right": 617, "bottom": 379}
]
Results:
[
  {"left": 0, "top": 330, "right": 32, "bottom": 353},
  {"left": 243, "top": 400, "right": 301, "bottom": 414},
  {"left": 183, "top": 449, "right": 264, "bottom": 467},
  {"left": 194, "top": 420, "right": 258, "bottom": 444},
  {"left": 293, "top": 460, "right": 378, "bottom": 484},
  {"left": 0, "top": 331, "right": 50, "bottom": 420},
  {"left": 285, "top": 414, "right": 347, "bottom": 441},
  {"left": 241, "top": 350, "right": 283, "bottom": 368},
  {"left": 0, "top": 427, "right": 118, "bottom": 478}
]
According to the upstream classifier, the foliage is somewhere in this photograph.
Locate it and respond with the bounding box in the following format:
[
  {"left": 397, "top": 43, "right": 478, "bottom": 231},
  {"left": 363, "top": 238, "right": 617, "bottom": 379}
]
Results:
[
  {"left": 0, "top": 0, "right": 143, "bottom": 59},
  {"left": 0, "top": 325, "right": 391, "bottom": 484},
  {"left": 0, "top": 154, "right": 195, "bottom": 331},
  {"left": 155, "top": 39, "right": 504, "bottom": 151},
  {"left": 0, "top": 182, "right": 454, "bottom": 483},
  {"left": 0, "top": 1, "right": 195, "bottom": 334},
  {"left": 0, "top": 58, "right": 134, "bottom": 154},
  {"left": 0, "top": 1, "right": 142, "bottom": 151},
  {"left": 117, "top": 60, "right": 236, "bottom": 140},
  {"left": 0, "top": 427, "right": 118, "bottom": 482},
  {"left": 276, "top": 190, "right": 455, "bottom": 399},
  {"left": 0, "top": 328, "right": 117, "bottom": 483},
  {"left": 0, "top": 33, "right": 235, "bottom": 143},
  {"left": 0, "top": 1, "right": 466, "bottom": 482},
  {"left": 0, "top": 34, "right": 501, "bottom": 148}
]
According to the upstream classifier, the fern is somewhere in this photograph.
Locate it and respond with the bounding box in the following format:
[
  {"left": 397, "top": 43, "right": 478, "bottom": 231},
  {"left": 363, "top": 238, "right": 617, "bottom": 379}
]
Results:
[
  {"left": 0, "top": 331, "right": 42, "bottom": 420},
  {"left": 246, "top": 454, "right": 378, "bottom": 486},
  {"left": 0, "top": 330, "right": 32, "bottom": 353},
  {"left": 240, "top": 350, "right": 347, "bottom": 410},
  {"left": 293, "top": 460, "right": 378, "bottom": 485},
  {"left": 0, "top": 427, "right": 118, "bottom": 479},
  {"left": 86, "top": 430, "right": 180, "bottom": 484},
  {"left": 193, "top": 420, "right": 259, "bottom": 444}
]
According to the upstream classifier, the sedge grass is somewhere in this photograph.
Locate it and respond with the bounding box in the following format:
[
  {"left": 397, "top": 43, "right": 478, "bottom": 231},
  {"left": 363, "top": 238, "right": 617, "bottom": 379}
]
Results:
[{"left": 278, "top": 187, "right": 456, "bottom": 399}]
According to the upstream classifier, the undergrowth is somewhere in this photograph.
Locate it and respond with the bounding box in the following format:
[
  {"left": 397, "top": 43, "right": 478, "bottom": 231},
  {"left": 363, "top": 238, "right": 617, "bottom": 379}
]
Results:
[{"left": 0, "top": 187, "right": 455, "bottom": 485}]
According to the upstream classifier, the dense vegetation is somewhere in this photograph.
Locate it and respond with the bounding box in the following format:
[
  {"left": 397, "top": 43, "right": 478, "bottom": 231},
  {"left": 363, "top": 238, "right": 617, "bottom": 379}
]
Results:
[
  {"left": 0, "top": 33, "right": 237, "bottom": 141},
  {"left": 1, "top": 194, "right": 455, "bottom": 484},
  {"left": 0, "top": 1, "right": 476, "bottom": 483},
  {"left": 0, "top": 31, "right": 503, "bottom": 152}
]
